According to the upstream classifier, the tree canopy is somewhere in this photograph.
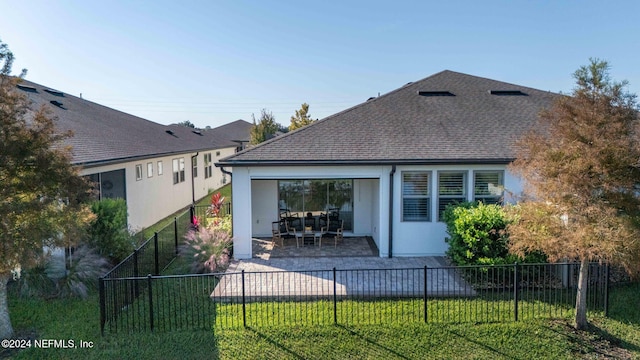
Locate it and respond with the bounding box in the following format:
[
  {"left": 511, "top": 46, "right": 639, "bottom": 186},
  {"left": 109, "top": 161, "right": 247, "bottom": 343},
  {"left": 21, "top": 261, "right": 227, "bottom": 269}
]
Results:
[
  {"left": 250, "top": 108, "right": 279, "bottom": 145},
  {"left": 507, "top": 59, "right": 640, "bottom": 329},
  {"left": 288, "top": 103, "right": 316, "bottom": 131},
  {"left": 0, "top": 39, "right": 94, "bottom": 339}
]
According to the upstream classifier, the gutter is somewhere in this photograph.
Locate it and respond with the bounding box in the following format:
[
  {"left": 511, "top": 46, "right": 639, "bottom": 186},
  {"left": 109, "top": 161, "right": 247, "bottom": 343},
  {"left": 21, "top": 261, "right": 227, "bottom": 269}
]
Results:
[
  {"left": 216, "top": 158, "right": 514, "bottom": 167},
  {"left": 388, "top": 165, "right": 396, "bottom": 258}
]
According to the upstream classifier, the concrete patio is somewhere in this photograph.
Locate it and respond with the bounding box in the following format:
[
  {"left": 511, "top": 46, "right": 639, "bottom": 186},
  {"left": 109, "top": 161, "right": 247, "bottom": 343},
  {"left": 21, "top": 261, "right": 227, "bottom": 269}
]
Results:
[{"left": 211, "top": 238, "right": 476, "bottom": 301}]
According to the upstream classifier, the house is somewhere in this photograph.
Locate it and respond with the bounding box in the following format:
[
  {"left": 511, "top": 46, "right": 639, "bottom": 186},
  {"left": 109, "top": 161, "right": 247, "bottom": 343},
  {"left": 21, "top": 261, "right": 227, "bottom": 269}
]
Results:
[
  {"left": 217, "top": 70, "right": 560, "bottom": 259},
  {"left": 15, "top": 80, "right": 252, "bottom": 230}
]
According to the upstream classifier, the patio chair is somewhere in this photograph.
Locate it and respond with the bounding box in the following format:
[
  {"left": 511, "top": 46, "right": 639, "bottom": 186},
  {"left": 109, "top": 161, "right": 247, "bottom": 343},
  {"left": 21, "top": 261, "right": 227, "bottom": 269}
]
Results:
[
  {"left": 292, "top": 228, "right": 305, "bottom": 248},
  {"left": 271, "top": 221, "right": 284, "bottom": 247},
  {"left": 334, "top": 228, "right": 344, "bottom": 247}
]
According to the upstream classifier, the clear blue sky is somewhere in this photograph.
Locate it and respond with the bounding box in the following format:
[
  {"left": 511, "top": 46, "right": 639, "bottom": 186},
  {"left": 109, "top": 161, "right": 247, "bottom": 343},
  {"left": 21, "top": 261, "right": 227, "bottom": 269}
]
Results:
[{"left": 2, "top": 0, "right": 639, "bottom": 129}]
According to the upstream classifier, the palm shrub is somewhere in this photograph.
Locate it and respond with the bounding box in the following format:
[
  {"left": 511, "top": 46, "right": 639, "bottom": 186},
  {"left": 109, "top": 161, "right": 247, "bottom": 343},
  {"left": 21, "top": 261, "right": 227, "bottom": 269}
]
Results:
[
  {"left": 87, "top": 198, "right": 136, "bottom": 264},
  {"left": 57, "top": 245, "right": 111, "bottom": 298},
  {"left": 12, "top": 245, "right": 110, "bottom": 299}
]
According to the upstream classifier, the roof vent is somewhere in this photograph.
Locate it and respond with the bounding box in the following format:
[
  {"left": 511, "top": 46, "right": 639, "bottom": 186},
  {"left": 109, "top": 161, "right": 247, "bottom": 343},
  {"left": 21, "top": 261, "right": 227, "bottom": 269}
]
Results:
[
  {"left": 192, "top": 130, "right": 203, "bottom": 136},
  {"left": 50, "top": 100, "right": 64, "bottom": 108},
  {"left": 45, "top": 89, "right": 64, "bottom": 96},
  {"left": 165, "top": 130, "right": 175, "bottom": 136},
  {"left": 367, "top": 97, "right": 376, "bottom": 101},
  {"left": 490, "top": 90, "right": 527, "bottom": 96},
  {"left": 418, "top": 91, "right": 455, "bottom": 97},
  {"left": 17, "top": 84, "right": 38, "bottom": 92}
]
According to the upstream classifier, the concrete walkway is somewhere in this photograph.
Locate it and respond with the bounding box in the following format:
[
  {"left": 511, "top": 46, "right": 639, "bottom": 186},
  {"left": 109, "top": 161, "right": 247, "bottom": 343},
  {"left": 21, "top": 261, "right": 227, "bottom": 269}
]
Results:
[{"left": 211, "top": 256, "right": 476, "bottom": 301}]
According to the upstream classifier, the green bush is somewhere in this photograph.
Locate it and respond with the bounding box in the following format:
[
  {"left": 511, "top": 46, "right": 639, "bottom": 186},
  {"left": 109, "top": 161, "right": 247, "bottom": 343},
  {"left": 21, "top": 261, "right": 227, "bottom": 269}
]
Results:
[
  {"left": 444, "top": 202, "right": 545, "bottom": 266},
  {"left": 87, "top": 198, "right": 136, "bottom": 264}
]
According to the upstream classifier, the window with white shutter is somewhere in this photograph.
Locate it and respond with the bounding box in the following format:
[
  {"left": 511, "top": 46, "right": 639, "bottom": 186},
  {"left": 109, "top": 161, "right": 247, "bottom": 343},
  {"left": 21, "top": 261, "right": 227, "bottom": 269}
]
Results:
[
  {"left": 474, "top": 171, "right": 504, "bottom": 204},
  {"left": 402, "top": 172, "right": 431, "bottom": 221},
  {"left": 438, "top": 171, "right": 467, "bottom": 221}
]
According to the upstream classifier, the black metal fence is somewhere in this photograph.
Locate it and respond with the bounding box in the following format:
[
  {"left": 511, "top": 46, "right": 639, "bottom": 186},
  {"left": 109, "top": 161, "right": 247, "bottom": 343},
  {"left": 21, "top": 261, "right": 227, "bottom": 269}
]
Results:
[
  {"left": 100, "top": 262, "right": 611, "bottom": 334},
  {"left": 192, "top": 203, "right": 232, "bottom": 224}
]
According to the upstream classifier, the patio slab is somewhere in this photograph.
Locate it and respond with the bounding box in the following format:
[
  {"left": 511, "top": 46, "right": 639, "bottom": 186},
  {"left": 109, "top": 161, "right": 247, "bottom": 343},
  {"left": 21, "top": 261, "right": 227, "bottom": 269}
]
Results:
[{"left": 211, "top": 255, "right": 476, "bottom": 301}]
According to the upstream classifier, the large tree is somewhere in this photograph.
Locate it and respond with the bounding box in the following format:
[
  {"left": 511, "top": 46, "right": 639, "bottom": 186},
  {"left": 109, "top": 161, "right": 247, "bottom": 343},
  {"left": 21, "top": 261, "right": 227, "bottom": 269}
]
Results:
[
  {"left": 0, "top": 40, "right": 94, "bottom": 339},
  {"left": 288, "top": 103, "right": 316, "bottom": 131},
  {"left": 250, "top": 108, "right": 279, "bottom": 145},
  {"left": 507, "top": 59, "right": 640, "bottom": 330}
]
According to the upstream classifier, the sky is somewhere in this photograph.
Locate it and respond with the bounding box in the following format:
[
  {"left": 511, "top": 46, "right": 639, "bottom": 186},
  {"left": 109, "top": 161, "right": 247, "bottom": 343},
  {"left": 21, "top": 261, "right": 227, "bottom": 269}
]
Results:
[{"left": 1, "top": 0, "right": 639, "bottom": 130}]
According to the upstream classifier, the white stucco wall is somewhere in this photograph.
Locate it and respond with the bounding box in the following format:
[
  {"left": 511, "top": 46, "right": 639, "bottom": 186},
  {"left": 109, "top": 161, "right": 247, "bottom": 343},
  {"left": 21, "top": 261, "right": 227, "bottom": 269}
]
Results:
[
  {"left": 230, "top": 164, "right": 524, "bottom": 259},
  {"left": 391, "top": 165, "right": 523, "bottom": 257},
  {"left": 80, "top": 146, "right": 237, "bottom": 231}
]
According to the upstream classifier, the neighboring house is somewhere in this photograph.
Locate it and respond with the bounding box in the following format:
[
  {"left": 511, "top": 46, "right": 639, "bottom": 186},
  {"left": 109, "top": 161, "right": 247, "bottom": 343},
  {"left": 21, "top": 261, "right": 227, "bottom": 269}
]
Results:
[
  {"left": 15, "top": 80, "right": 252, "bottom": 230},
  {"left": 217, "top": 70, "right": 560, "bottom": 259}
]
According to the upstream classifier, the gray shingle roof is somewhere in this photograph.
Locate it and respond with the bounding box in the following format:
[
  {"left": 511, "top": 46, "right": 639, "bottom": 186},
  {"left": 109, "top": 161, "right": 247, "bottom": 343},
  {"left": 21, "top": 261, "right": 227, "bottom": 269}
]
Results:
[
  {"left": 15, "top": 80, "right": 252, "bottom": 167},
  {"left": 219, "top": 70, "right": 560, "bottom": 166}
]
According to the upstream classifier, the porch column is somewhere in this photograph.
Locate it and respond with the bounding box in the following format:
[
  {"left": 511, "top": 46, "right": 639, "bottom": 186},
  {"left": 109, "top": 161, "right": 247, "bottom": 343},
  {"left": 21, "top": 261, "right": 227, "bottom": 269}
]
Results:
[{"left": 232, "top": 167, "right": 252, "bottom": 259}]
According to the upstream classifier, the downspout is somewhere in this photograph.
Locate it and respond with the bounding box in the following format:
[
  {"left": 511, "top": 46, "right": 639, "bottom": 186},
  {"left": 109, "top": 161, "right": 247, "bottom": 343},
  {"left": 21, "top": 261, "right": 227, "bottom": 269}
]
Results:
[
  {"left": 388, "top": 165, "right": 396, "bottom": 258},
  {"left": 219, "top": 165, "right": 233, "bottom": 237},
  {"left": 191, "top": 152, "right": 199, "bottom": 204}
]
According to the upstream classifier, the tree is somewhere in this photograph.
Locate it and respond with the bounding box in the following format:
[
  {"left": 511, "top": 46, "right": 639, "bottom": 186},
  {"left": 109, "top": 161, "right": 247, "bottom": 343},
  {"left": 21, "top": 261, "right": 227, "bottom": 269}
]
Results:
[
  {"left": 0, "top": 40, "right": 94, "bottom": 339},
  {"left": 506, "top": 59, "right": 640, "bottom": 330},
  {"left": 288, "top": 103, "right": 316, "bottom": 131},
  {"left": 177, "top": 120, "right": 196, "bottom": 129},
  {"left": 250, "top": 108, "right": 279, "bottom": 145}
]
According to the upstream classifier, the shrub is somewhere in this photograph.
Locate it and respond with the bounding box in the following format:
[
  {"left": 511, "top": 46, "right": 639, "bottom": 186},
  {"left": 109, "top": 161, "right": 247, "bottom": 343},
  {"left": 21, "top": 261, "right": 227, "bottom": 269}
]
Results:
[
  {"left": 57, "top": 245, "right": 111, "bottom": 298},
  {"left": 444, "top": 202, "right": 546, "bottom": 266},
  {"left": 87, "top": 198, "right": 136, "bottom": 264},
  {"left": 13, "top": 245, "right": 110, "bottom": 299},
  {"left": 180, "top": 227, "right": 232, "bottom": 273}
]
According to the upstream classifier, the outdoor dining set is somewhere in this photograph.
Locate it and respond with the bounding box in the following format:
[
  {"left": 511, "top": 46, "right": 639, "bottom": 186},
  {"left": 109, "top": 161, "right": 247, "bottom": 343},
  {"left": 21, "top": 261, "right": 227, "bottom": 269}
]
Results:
[{"left": 271, "top": 208, "right": 344, "bottom": 248}]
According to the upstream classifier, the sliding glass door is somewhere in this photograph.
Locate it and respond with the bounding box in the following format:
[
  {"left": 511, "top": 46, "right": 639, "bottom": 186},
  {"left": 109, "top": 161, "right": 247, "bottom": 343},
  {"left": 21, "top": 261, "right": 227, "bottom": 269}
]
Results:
[{"left": 278, "top": 179, "right": 353, "bottom": 231}]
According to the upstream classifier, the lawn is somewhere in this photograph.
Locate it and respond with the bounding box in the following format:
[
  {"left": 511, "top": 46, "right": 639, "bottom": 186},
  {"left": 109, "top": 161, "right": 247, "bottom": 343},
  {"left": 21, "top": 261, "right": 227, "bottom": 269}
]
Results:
[{"left": 4, "top": 283, "right": 639, "bottom": 359}]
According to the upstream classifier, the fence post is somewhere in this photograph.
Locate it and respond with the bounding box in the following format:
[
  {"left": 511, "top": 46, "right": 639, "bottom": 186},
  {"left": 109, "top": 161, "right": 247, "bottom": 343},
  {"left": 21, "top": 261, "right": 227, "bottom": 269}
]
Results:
[
  {"left": 604, "top": 263, "right": 610, "bottom": 317},
  {"left": 174, "top": 217, "right": 179, "bottom": 255},
  {"left": 241, "top": 270, "right": 247, "bottom": 327},
  {"left": 153, "top": 232, "right": 160, "bottom": 276},
  {"left": 133, "top": 249, "right": 139, "bottom": 297},
  {"left": 514, "top": 262, "right": 519, "bottom": 322},
  {"left": 147, "top": 275, "right": 154, "bottom": 332},
  {"left": 333, "top": 267, "right": 337, "bottom": 325},
  {"left": 423, "top": 266, "right": 428, "bottom": 323},
  {"left": 99, "top": 277, "right": 106, "bottom": 336}
]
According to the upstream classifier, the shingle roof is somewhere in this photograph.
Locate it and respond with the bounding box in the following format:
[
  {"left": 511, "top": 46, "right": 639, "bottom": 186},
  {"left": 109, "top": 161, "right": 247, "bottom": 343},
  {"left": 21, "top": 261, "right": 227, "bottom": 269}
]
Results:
[
  {"left": 219, "top": 70, "right": 560, "bottom": 166},
  {"left": 15, "top": 80, "right": 252, "bottom": 167}
]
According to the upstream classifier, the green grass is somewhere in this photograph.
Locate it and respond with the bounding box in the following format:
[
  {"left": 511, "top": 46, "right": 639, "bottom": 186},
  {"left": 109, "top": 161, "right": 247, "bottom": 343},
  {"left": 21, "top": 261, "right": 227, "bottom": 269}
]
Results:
[
  {"left": 5, "top": 283, "right": 639, "bottom": 359},
  {"left": 135, "top": 184, "right": 231, "bottom": 242}
]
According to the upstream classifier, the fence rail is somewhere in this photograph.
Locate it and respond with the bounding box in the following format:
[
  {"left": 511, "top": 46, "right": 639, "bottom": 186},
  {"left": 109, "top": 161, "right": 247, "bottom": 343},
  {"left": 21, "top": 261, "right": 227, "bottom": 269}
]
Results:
[{"left": 100, "top": 262, "right": 610, "bottom": 334}]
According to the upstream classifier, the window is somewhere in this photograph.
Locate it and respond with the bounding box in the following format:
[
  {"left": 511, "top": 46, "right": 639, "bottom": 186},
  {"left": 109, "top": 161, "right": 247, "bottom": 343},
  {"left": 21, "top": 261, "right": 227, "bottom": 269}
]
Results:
[
  {"left": 192, "top": 156, "right": 198, "bottom": 178},
  {"left": 147, "top": 162, "right": 153, "bottom": 178},
  {"left": 157, "top": 161, "right": 163, "bottom": 175},
  {"left": 135, "top": 164, "right": 143, "bottom": 181},
  {"left": 402, "top": 172, "right": 431, "bottom": 221},
  {"left": 215, "top": 151, "right": 220, "bottom": 157},
  {"left": 172, "top": 158, "right": 185, "bottom": 184},
  {"left": 474, "top": 171, "right": 504, "bottom": 204},
  {"left": 438, "top": 171, "right": 466, "bottom": 221},
  {"left": 204, "top": 153, "right": 213, "bottom": 179}
]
